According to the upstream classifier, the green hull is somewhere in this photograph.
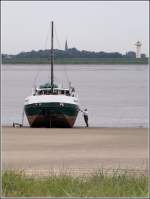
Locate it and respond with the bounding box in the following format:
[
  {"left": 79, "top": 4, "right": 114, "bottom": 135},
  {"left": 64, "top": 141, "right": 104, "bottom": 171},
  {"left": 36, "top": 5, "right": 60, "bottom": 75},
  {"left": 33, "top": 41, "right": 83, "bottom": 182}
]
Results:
[{"left": 24, "top": 102, "right": 79, "bottom": 128}]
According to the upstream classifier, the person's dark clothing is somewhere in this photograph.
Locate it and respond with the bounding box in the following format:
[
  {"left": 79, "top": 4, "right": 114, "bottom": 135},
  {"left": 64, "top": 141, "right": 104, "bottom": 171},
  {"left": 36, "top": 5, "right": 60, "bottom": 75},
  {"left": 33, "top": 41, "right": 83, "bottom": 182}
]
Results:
[{"left": 84, "top": 115, "right": 88, "bottom": 127}]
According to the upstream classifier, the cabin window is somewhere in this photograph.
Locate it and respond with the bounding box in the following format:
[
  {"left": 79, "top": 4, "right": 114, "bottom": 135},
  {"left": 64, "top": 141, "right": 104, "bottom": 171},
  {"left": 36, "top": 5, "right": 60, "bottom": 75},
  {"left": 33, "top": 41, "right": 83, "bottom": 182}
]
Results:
[
  {"left": 58, "top": 90, "right": 61, "bottom": 94},
  {"left": 38, "top": 91, "right": 42, "bottom": 95},
  {"left": 53, "top": 90, "right": 58, "bottom": 95},
  {"left": 35, "top": 89, "right": 71, "bottom": 96},
  {"left": 66, "top": 90, "right": 70, "bottom": 96},
  {"left": 45, "top": 90, "right": 50, "bottom": 95}
]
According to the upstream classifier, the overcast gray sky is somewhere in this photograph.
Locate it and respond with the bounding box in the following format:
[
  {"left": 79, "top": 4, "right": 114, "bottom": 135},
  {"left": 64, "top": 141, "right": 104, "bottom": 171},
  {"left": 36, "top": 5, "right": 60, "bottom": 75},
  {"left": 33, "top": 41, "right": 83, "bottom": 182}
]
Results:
[{"left": 1, "top": 1, "right": 149, "bottom": 55}]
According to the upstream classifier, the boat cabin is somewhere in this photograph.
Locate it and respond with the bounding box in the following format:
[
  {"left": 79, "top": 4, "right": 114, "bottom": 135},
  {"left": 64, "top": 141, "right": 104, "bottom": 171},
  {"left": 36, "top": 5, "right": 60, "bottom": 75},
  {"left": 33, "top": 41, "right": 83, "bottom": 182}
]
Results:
[
  {"left": 33, "top": 83, "right": 75, "bottom": 97},
  {"left": 34, "top": 88, "right": 71, "bottom": 96}
]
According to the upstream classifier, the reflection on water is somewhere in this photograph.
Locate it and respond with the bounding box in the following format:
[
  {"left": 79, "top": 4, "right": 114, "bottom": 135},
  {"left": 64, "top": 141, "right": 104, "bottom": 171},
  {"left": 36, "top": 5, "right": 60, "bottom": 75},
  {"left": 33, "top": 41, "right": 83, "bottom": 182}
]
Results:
[{"left": 2, "top": 64, "right": 148, "bottom": 127}]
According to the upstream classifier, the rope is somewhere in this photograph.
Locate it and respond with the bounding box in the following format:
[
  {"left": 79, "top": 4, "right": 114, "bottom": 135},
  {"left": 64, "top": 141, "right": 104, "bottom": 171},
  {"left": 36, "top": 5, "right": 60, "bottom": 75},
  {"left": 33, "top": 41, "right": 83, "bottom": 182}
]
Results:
[
  {"left": 44, "top": 23, "right": 51, "bottom": 50},
  {"left": 54, "top": 25, "right": 62, "bottom": 50},
  {"left": 21, "top": 106, "right": 25, "bottom": 126},
  {"left": 54, "top": 25, "right": 70, "bottom": 86},
  {"left": 32, "top": 23, "right": 71, "bottom": 88},
  {"left": 33, "top": 70, "right": 40, "bottom": 88},
  {"left": 45, "top": 23, "right": 52, "bottom": 83}
]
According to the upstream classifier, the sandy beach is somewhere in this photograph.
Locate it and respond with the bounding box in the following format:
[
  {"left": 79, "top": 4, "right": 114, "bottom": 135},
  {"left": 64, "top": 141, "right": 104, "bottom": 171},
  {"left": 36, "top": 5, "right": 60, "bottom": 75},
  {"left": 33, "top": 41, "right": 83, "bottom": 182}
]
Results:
[{"left": 2, "top": 127, "right": 148, "bottom": 176}]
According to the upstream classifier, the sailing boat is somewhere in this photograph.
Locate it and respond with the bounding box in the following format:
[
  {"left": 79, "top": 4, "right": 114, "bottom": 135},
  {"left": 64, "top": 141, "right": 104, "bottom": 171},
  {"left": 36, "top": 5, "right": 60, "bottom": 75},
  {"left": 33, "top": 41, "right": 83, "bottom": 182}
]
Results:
[{"left": 24, "top": 21, "right": 79, "bottom": 127}]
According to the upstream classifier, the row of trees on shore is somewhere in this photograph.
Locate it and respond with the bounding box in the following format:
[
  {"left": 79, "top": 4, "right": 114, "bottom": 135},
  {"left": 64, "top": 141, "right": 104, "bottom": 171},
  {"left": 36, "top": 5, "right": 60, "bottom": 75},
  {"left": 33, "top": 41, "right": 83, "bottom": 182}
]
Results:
[{"left": 2, "top": 48, "right": 147, "bottom": 60}]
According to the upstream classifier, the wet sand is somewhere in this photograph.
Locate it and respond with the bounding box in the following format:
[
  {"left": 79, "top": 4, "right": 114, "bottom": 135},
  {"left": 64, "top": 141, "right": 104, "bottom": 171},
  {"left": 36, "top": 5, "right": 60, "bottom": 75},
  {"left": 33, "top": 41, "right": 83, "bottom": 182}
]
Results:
[{"left": 2, "top": 127, "right": 148, "bottom": 176}]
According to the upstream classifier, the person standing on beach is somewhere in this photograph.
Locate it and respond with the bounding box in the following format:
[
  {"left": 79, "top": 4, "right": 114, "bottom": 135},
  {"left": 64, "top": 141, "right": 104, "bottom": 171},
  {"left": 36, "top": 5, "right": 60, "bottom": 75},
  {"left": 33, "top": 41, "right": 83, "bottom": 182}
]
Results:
[{"left": 81, "top": 108, "right": 89, "bottom": 127}]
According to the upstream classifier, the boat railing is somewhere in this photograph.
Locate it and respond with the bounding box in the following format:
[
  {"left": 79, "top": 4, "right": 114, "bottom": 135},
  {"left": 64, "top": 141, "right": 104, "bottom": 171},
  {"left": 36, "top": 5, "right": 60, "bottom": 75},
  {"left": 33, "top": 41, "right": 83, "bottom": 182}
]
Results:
[{"left": 33, "top": 89, "right": 74, "bottom": 96}]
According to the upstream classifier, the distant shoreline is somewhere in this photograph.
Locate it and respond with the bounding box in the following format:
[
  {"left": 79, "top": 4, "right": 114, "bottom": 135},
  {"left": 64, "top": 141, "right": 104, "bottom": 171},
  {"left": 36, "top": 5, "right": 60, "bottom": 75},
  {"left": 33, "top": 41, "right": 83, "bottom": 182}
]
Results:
[{"left": 2, "top": 57, "right": 149, "bottom": 65}]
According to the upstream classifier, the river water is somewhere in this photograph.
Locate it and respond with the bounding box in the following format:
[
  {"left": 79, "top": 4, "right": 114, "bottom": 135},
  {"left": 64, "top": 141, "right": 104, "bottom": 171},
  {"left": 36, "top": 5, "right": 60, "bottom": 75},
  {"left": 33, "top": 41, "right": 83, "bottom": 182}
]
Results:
[{"left": 1, "top": 64, "right": 148, "bottom": 127}]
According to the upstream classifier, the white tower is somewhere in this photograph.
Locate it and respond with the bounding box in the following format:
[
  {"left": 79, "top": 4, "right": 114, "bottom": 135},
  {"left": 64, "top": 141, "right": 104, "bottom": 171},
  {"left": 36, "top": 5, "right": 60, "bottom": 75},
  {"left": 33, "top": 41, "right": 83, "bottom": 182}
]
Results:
[
  {"left": 135, "top": 41, "right": 142, "bottom": 58},
  {"left": 65, "top": 40, "right": 68, "bottom": 51}
]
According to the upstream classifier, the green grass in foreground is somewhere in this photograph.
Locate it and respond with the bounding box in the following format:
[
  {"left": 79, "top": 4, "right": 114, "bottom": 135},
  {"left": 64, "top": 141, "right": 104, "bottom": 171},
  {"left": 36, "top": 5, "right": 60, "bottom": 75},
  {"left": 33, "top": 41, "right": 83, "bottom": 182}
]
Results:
[{"left": 2, "top": 170, "right": 148, "bottom": 197}]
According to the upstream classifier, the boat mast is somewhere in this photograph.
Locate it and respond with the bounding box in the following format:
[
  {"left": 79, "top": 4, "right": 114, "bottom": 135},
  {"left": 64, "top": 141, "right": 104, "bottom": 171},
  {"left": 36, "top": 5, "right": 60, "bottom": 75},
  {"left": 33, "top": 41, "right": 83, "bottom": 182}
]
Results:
[{"left": 51, "top": 21, "right": 54, "bottom": 93}]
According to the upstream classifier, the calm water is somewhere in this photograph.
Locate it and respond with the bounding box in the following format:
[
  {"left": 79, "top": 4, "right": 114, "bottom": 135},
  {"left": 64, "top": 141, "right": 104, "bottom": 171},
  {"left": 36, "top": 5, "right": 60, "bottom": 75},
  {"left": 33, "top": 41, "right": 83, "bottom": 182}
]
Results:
[{"left": 2, "top": 64, "right": 149, "bottom": 127}]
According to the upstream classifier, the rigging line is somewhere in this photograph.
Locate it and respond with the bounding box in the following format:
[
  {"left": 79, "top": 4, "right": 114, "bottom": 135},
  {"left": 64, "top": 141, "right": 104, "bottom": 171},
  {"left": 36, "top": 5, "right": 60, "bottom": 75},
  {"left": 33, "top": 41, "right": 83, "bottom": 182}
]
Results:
[
  {"left": 63, "top": 64, "right": 70, "bottom": 84},
  {"left": 54, "top": 25, "right": 62, "bottom": 50},
  {"left": 21, "top": 106, "right": 25, "bottom": 126},
  {"left": 44, "top": 23, "right": 51, "bottom": 50},
  {"left": 32, "top": 59, "right": 41, "bottom": 88},
  {"left": 45, "top": 22, "right": 52, "bottom": 83},
  {"left": 54, "top": 25, "right": 70, "bottom": 85},
  {"left": 32, "top": 24, "right": 51, "bottom": 88},
  {"left": 32, "top": 59, "right": 43, "bottom": 88}
]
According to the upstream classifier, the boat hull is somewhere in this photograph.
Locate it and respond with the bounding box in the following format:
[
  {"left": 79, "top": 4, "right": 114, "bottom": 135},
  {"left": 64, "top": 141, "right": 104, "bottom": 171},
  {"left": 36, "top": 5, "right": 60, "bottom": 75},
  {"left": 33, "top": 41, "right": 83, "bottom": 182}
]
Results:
[{"left": 24, "top": 102, "right": 79, "bottom": 128}]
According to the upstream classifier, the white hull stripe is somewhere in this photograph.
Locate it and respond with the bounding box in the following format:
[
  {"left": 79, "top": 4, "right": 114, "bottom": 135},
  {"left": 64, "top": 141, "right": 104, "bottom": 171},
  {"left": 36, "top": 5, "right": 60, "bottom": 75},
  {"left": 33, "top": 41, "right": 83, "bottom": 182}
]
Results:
[{"left": 24, "top": 94, "right": 79, "bottom": 106}]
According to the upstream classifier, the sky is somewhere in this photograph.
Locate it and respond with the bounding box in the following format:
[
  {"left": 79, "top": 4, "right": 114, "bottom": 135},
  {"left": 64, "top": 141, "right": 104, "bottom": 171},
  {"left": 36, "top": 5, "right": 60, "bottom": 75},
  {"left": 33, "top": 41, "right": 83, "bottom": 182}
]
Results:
[{"left": 1, "top": 1, "right": 149, "bottom": 55}]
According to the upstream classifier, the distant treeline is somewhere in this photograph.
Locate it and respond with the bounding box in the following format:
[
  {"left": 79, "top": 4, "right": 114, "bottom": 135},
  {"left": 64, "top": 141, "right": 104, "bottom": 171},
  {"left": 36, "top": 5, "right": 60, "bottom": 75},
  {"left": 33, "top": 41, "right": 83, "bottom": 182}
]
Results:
[{"left": 2, "top": 48, "right": 148, "bottom": 64}]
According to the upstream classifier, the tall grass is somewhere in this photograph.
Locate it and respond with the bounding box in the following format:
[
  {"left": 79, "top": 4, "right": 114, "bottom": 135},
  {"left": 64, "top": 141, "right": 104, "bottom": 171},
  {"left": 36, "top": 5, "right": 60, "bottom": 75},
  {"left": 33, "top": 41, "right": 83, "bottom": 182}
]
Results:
[{"left": 2, "top": 170, "right": 148, "bottom": 197}]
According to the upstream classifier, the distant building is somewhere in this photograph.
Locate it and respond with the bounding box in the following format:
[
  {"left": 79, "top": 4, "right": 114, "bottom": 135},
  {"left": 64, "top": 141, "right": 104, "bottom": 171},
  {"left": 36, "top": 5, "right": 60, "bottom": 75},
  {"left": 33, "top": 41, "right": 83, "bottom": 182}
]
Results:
[
  {"left": 135, "top": 41, "right": 142, "bottom": 58},
  {"left": 65, "top": 40, "right": 68, "bottom": 51},
  {"left": 4, "top": 55, "right": 13, "bottom": 59},
  {"left": 141, "top": 53, "right": 146, "bottom": 58},
  {"left": 125, "top": 51, "right": 136, "bottom": 58}
]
